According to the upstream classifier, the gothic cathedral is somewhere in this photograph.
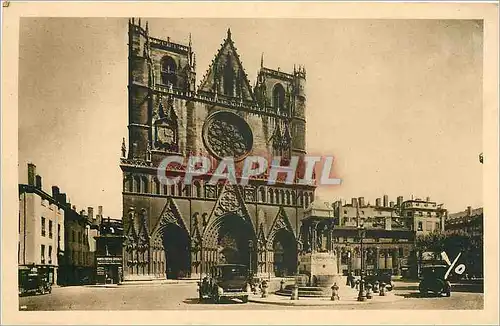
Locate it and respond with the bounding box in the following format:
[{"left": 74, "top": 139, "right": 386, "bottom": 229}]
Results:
[{"left": 121, "top": 19, "right": 316, "bottom": 280}]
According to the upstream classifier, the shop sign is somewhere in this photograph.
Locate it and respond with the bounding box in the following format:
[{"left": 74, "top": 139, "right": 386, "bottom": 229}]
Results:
[{"left": 97, "top": 256, "right": 123, "bottom": 265}]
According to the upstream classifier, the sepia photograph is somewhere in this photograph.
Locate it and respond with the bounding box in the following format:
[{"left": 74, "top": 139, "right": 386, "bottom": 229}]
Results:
[{"left": 2, "top": 1, "right": 499, "bottom": 325}]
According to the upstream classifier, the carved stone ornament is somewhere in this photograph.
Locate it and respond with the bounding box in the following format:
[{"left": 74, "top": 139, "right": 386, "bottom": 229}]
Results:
[
  {"left": 160, "top": 209, "right": 179, "bottom": 227},
  {"left": 214, "top": 185, "right": 245, "bottom": 218},
  {"left": 244, "top": 186, "right": 256, "bottom": 202},
  {"left": 275, "top": 217, "right": 287, "bottom": 230}
]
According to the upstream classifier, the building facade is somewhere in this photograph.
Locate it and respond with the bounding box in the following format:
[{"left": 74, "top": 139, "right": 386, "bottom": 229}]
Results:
[
  {"left": 445, "top": 206, "right": 483, "bottom": 278},
  {"left": 95, "top": 218, "right": 125, "bottom": 284},
  {"left": 311, "top": 195, "right": 448, "bottom": 277},
  {"left": 121, "top": 19, "right": 315, "bottom": 280},
  {"left": 19, "top": 164, "right": 65, "bottom": 285},
  {"left": 445, "top": 206, "right": 483, "bottom": 237},
  {"left": 57, "top": 201, "right": 96, "bottom": 285},
  {"left": 399, "top": 198, "right": 447, "bottom": 234}
]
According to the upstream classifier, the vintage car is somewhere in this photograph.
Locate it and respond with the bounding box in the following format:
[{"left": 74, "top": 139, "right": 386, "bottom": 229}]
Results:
[
  {"left": 19, "top": 271, "right": 52, "bottom": 296},
  {"left": 418, "top": 265, "right": 451, "bottom": 297},
  {"left": 363, "top": 269, "right": 394, "bottom": 291},
  {"left": 198, "top": 264, "right": 251, "bottom": 303}
]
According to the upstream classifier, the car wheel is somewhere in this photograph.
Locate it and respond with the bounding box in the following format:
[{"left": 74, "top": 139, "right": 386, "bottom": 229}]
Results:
[
  {"left": 241, "top": 295, "right": 249, "bottom": 303},
  {"left": 445, "top": 290, "right": 451, "bottom": 297},
  {"left": 213, "top": 294, "right": 220, "bottom": 304}
]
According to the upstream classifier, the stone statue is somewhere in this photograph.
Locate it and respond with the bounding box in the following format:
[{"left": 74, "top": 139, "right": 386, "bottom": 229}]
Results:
[
  {"left": 121, "top": 138, "right": 126, "bottom": 158},
  {"left": 316, "top": 230, "right": 322, "bottom": 250}
]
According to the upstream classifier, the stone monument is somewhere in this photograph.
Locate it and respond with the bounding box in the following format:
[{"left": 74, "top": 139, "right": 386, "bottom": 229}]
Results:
[
  {"left": 298, "top": 199, "right": 343, "bottom": 288},
  {"left": 276, "top": 198, "right": 350, "bottom": 298}
]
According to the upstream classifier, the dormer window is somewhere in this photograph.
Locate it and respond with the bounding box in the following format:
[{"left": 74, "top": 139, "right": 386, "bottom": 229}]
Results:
[{"left": 161, "top": 56, "right": 177, "bottom": 86}]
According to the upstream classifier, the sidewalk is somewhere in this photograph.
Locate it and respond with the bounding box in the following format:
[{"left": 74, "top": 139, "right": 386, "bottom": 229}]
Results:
[
  {"left": 83, "top": 279, "right": 200, "bottom": 288},
  {"left": 249, "top": 291, "right": 402, "bottom": 307}
]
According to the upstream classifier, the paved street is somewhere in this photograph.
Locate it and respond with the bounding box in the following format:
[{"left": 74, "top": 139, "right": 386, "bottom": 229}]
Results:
[{"left": 19, "top": 281, "right": 483, "bottom": 311}]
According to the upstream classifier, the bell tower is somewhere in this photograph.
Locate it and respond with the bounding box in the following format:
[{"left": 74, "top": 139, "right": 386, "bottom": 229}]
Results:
[
  {"left": 128, "top": 18, "right": 153, "bottom": 161},
  {"left": 127, "top": 18, "right": 197, "bottom": 163}
]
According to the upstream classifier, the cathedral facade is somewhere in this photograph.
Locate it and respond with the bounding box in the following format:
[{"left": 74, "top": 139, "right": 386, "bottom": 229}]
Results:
[{"left": 120, "top": 19, "right": 315, "bottom": 280}]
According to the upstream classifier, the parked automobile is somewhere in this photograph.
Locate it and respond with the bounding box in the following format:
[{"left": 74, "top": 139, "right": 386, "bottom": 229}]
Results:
[
  {"left": 19, "top": 271, "right": 52, "bottom": 296},
  {"left": 198, "top": 264, "right": 251, "bottom": 303},
  {"left": 418, "top": 265, "right": 451, "bottom": 297},
  {"left": 364, "top": 269, "right": 394, "bottom": 291}
]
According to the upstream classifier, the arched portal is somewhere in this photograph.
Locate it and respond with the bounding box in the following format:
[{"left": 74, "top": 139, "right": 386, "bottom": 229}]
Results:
[
  {"left": 162, "top": 223, "right": 190, "bottom": 279},
  {"left": 203, "top": 213, "right": 257, "bottom": 274},
  {"left": 272, "top": 229, "right": 297, "bottom": 277}
]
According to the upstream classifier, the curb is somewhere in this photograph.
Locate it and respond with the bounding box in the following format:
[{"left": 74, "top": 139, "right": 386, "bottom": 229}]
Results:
[
  {"left": 121, "top": 280, "right": 199, "bottom": 286},
  {"left": 84, "top": 284, "right": 120, "bottom": 288},
  {"left": 248, "top": 294, "right": 403, "bottom": 306},
  {"left": 80, "top": 280, "right": 200, "bottom": 288}
]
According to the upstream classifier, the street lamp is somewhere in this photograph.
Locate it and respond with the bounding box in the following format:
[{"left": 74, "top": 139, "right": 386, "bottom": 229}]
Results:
[
  {"left": 357, "top": 222, "right": 367, "bottom": 302},
  {"left": 248, "top": 240, "right": 254, "bottom": 276},
  {"left": 347, "top": 249, "right": 351, "bottom": 274}
]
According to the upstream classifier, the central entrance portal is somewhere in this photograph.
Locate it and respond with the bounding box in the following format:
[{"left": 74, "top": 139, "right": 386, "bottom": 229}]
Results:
[
  {"left": 205, "top": 213, "right": 257, "bottom": 273},
  {"left": 163, "top": 223, "right": 190, "bottom": 279}
]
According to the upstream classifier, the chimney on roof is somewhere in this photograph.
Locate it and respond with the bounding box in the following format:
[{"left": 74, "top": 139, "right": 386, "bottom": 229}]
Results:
[
  {"left": 426, "top": 196, "right": 430, "bottom": 202},
  {"left": 358, "top": 197, "right": 365, "bottom": 207},
  {"left": 35, "top": 175, "right": 42, "bottom": 190},
  {"left": 375, "top": 198, "right": 381, "bottom": 207},
  {"left": 389, "top": 201, "right": 394, "bottom": 208},
  {"left": 397, "top": 196, "right": 404, "bottom": 207},
  {"left": 97, "top": 206, "right": 103, "bottom": 225},
  {"left": 467, "top": 206, "right": 472, "bottom": 216},
  {"left": 351, "top": 198, "right": 358, "bottom": 207},
  {"left": 88, "top": 207, "right": 94, "bottom": 220},
  {"left": 383, "top": 195, "right": 389, "bottom": 207},
  {"left": 52, "top": 186, "right": 60, "bottom": 200},
  {"left": 27, "top": 163, "right": 36, "bottom": 186},
  {"left": 57, "top": 193, "right": 67, "bottom": 205}
]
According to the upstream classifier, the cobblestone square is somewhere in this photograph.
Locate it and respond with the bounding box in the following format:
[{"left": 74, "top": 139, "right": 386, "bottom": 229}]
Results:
[{"left": 18, "top": 281, "right": 484, "bottom": 311}]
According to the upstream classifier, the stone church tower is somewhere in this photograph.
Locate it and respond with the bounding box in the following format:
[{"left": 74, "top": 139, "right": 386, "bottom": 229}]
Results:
[{"left": 121, "top": 19, "right": 316, "bottom": 280}]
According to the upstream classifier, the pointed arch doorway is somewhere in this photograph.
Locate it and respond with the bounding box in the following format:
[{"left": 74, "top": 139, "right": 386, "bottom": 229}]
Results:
[
  {"left": 162, "top": 223, "right": 191, "bottom": 279},
  {"left": 272, "top": 229, "right": 297, "bottom": 277},
  {"left": 204, "top": 213, "right": 257, "bottom": 273},
  {"left": 149, "top": 199, "right": 192, "bottom": 280}
]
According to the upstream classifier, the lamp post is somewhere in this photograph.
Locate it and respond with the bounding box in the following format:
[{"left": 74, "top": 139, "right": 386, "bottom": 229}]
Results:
[
  {"left": 347, "top": 249, "right": 351, "bottom": 274},
  {"left": 357, "top": 223, "right": 367, "bottom": 302},
  {"left": 248, "top": 240, "right": 254, "bottom": 276}
]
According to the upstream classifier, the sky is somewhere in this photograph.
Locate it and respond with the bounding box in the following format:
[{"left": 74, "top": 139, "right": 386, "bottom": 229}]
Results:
[{"left": 18, "top": 18, "right": 483, "bottom": 219}]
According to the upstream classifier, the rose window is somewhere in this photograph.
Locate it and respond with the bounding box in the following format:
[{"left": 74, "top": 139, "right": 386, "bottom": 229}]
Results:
[{"left": 203, "top": 111, "right": 253, "bottom": 161}]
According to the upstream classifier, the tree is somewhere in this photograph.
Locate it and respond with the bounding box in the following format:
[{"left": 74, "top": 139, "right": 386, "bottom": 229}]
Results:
[
  {"left": 416, "top": 230, "right": 483, "bottom": 278},
  {"left": 416, "top": 231, "right": 447, "bottom": 259}
]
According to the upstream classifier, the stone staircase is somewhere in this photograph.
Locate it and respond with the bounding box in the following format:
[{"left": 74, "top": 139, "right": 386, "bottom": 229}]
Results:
[{"left": 274, "top": 276, "right": 357, "bottom": 298}]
